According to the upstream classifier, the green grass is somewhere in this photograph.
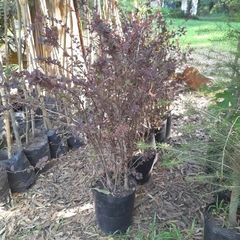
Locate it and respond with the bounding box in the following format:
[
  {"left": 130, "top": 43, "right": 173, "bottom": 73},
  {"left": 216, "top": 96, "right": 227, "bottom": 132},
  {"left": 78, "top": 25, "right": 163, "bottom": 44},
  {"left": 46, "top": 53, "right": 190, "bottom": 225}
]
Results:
[
  {"left": 108, "top": 214, "right": 196, "bottom": 240},
  {"left": 168, "top": 18, "right": 240, "bottom": 51},
  {"left": 197, "top": 15, "right": 227, "bottom": 22}
]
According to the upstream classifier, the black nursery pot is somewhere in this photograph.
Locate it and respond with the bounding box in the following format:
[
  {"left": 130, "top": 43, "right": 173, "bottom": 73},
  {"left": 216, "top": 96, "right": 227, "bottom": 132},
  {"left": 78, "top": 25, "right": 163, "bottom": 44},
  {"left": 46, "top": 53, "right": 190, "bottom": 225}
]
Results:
[
  {"left": 92, "top": 179, "right": 136, "bottom": 235},
  {"left": 165, "top": 114, "right": 172, "bottom": 141},
  {"left": 204, "top": 202, "right": 240, "bottom": 240},
  {"left": 131, "top": 154, "right": 157, "bottom": 185},
  {"left": 154, "top": 114, "right": 172, "bottom": 143},
  {"left": 154, "top": 121, "right": 166, "bottom": 143}
]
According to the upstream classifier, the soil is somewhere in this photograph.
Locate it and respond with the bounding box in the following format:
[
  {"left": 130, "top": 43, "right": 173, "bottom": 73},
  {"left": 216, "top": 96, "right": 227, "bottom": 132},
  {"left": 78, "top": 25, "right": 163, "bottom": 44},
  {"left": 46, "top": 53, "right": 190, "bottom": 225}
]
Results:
[
  {"left": 92, "top": 174, "right": 137, "bottom": 197},
  {"left": 0, "top": 50, "right": 217, "bottom": 239}
]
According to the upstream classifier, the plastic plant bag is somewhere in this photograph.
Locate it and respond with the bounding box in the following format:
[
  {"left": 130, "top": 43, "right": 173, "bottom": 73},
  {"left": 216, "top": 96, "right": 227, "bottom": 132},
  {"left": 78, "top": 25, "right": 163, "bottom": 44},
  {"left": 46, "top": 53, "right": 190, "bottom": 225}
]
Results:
[{"left": 0, "top": 151, "right": 35, "bottom": 193}]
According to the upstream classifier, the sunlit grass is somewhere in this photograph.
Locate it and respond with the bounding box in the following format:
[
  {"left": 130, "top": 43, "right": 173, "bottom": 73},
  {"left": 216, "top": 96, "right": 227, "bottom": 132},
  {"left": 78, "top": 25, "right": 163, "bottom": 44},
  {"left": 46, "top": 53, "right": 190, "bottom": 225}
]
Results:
[
  {"left": 108, "top": 213, "right": 196, "bottom": 239},
  {"left": 167, "top": 18, "right": 240, "bottom": 51}
]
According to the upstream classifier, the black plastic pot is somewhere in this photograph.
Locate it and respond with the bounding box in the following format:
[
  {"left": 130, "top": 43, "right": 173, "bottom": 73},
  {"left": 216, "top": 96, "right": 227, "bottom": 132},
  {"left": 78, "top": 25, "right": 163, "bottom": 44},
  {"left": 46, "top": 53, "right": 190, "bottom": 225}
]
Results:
[
  {"left": 210, "top": 185, "right": 231, "bottom": 202},
  {"left": 130, "top": 154, "right": 157, "bottom": 185},
  {"left": 47, "top": 129, "right": 68, "bottom": 158},
  {"left": 204, "top": 202, "right": 240, "bottom": 240},
  {"left": 165, "top": 114, "right": 172, "bottom": 141},
  {"left": 154, "top": 114, "right": 172, "bottom": 143},
  {"left": 0, "top": 151, "right": 36, "bottom": 193},
  {"left": 0, "top": 164, "right": 12, "bottom": 209},
  {"left": 92, "top": 179, "right": 136, "bottom": 234},
  {"left": 23, "top": 132, "right": 52, "bottom": 173},
  {"left": 154, "top": 121, "right": 166, "bottom": 143}
]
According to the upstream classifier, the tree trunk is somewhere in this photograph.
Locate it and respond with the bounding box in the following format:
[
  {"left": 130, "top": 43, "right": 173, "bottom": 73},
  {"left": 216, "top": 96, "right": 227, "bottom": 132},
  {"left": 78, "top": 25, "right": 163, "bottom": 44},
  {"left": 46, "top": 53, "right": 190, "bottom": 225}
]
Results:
[
  {"left": 181, "top": 0, "right": 188, "bottom": 13},
  {"left": 229, "top": 177, "right": 240, "bottom": 227},
  {"left": 190, "top": 0, "right": 198, "bottom": 15}
]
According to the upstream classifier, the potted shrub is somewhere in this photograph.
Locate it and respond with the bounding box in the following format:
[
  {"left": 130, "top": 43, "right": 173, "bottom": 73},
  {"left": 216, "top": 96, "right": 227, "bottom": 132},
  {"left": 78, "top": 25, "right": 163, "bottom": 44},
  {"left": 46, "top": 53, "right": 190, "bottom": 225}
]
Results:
[
  {"left": 159, "top": 84, "right": 240, "bottom": 239},
  {"left": 202, "top": 120, "right": 240, "bottom": 240},
  {"left": 202, "top": 11, "right": 240, "bottom": 236},
  {"left": 202, "top": 84, "right": 240, "bottom": 239},
  {"left": 23, "top": 8, "right": 188, "bottom": 234},
  {"left": 171, "top": 71, "right": 240, "bottom": 239},
  {"left": 171, "top": 34, "right": 240, "bottom": 239}
]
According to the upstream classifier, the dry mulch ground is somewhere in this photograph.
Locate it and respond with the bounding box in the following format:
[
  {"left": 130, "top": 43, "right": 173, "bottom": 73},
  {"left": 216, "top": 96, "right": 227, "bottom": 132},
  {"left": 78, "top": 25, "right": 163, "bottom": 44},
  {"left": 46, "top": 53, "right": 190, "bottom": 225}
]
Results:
[
  {"left": 0, "top": 51, "right": 216, "bottom": 240},
  {"left": 0, "top": 96, "right": 214, "bottom": 240}
]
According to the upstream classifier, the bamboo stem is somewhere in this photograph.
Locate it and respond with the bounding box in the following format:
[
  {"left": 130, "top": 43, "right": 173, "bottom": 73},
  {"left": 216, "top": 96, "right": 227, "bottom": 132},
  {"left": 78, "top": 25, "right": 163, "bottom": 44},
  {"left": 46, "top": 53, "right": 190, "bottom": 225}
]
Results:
[
  {"left": 15, "top": 0, "right": 30, "bottom": 145},
  {"left": 2, "top": 0, "right": 12, "bottom": 158},
  {"left": 0, "top": 88, "right": 12, "bottom": 157},
  {"left": 73, "top": 0, "right": 86, "bottom": 59},
  {"left": 20, "top": 0, "right": 52, "bottom": 131},
  {"left": 3, "top": 0, "right": 23, "bottom": 154}
]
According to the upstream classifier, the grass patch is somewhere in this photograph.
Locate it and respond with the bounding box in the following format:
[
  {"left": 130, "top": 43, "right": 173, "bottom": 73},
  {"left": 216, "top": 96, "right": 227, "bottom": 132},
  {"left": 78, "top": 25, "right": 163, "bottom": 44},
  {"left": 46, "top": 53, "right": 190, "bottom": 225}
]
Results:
[
  {"left": 108, "top": 214, "right": 196, "bottom": 239},
  {"left": 197, "top": 15, "right": 227, "bottom": 22},
  {"left": 168, "top": 18, "right": 240, "bottom": 51}
]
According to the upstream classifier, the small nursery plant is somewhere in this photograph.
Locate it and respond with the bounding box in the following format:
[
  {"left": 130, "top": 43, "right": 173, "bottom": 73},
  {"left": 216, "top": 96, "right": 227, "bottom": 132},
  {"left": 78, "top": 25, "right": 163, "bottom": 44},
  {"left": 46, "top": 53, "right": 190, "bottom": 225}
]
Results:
[{"left": 209, "top": 198, "right": 229, "bottom": 216}]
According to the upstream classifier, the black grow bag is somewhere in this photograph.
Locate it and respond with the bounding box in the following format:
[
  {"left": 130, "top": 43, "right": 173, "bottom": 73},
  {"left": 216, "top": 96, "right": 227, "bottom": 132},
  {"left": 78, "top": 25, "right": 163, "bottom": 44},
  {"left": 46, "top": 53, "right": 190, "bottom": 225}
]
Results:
[
  {"left": 24, "top": 132, "right": 52, "bottom": 173},
  {"left": 0, "top": 151, "right": 35, "bottom": 193},
  {"left": 47, "top": 129, "right": 68, "bottom": 158},
  {"left": 204, "top": 202, "right": 240, "bottom": 240},
  {"left": 92, "top": 178, "right": 136, "bottom": 234},
  {"left": 0, "top": 164, "right": 12, "bottom": 208}
]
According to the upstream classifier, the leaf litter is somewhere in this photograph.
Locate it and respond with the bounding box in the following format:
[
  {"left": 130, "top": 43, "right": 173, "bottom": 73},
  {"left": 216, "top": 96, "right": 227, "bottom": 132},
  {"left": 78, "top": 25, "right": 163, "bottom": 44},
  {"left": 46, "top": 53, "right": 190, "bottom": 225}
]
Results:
[{"left": 0, "top": 55, "right": 216, "bottom": 239}]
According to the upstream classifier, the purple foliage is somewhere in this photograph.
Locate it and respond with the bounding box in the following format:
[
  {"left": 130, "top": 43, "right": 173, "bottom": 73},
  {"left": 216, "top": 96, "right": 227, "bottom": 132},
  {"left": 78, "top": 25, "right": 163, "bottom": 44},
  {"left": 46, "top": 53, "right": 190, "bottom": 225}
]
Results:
[{"left": 2, "top": 8, "right": 191, "bottom": 192}]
